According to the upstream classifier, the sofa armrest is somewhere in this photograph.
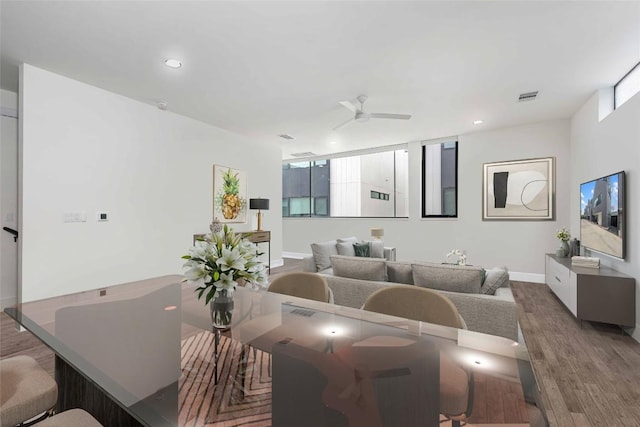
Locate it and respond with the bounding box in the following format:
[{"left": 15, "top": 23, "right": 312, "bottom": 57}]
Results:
[
  {"left": 302, "top": 255, "right": 317, "bottom": 272},
  {"left": 436, "top": 290, "right": 518, "bottom": 342}
]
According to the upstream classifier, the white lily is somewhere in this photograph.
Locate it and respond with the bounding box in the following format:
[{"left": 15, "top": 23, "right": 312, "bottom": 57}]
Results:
[{"left": 214, "top": 272, "right": 237, "bottom": 294}]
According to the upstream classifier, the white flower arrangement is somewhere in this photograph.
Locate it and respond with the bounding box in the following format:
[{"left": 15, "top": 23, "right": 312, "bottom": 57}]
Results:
[
  {"left": 446, "top": 249, "right": 467, "bottom": 266},
  {"left": 182, "top": 225, "right": 268, "bottom": 304},
  {"left": 556, "top": 227, "right": 571, "bottom": 242}
]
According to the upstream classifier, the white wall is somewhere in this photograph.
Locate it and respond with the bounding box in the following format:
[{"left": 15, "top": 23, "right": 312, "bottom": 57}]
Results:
[
  {"left": 284, "top": 119, "right": 571, "bottom": 279},
  {"left": 571, "top": 89, "right": 640, "bottom": 340},
  {"left": 1, "top": 89, "right": 19, "bottom": 308},
  {"left": 20, "top": 64, "right": 282, "bottom": 302}
]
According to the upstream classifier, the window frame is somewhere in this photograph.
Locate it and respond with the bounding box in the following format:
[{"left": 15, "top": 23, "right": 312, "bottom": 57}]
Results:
[
  {"left": 421, "top": 138, "right": 458, "bottom": 219},
  {"left": 614, "top": 61, "right": 640, "bottom": 110},
  {"left": 282, "top": 144, "right": 409, "bottom": 219}
]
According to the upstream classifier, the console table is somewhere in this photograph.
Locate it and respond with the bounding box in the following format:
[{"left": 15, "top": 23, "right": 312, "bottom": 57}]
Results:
[
  {"left": 194, "top": 230, "right": 271, "bottom": 274},
  {"left": 545, "top": 254, "right": 635, "bottom": 328}
]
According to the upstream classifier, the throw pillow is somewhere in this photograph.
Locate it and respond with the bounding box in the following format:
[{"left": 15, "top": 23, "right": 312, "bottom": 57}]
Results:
[
  {"left": 310, "top": 240, "right": 338, "bottom": 272},
  {"left": 336, "top": 241, "right": 356, "bottom": 257},
  {"left": 337, "top": 236, "right": 358, "bottom": 243},
  {"left": 411, "top": 262, "right": 483, "bottom": 294},
  {"left": 481, "top": 268, "right": 510, "bottom": 295},
  {"left": 365, "top": 240, "right": 384, "bottom": 259},
  {"left": 330, "top": 255, "right": 388, "bottom": 281},
  {"left": 386, "top": 261, "right": 414, "bottom": 284},
  {"left": 353, "top": 242, "right": 371, "bottom": 257}
]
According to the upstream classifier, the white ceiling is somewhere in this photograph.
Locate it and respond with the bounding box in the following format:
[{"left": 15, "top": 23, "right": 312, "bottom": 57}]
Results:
[{"left": 2, "top": 1, "right": 639, "bottom": 159}]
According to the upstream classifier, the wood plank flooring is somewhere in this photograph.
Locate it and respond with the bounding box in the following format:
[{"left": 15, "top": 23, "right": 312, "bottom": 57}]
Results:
[{"left": 2, "top": 261, "right": 640, "bottom": 426}]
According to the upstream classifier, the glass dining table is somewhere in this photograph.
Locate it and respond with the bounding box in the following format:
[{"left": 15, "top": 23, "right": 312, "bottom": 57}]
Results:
[{"left": 5, "top": 275, "right": 548, "bottom": 427}]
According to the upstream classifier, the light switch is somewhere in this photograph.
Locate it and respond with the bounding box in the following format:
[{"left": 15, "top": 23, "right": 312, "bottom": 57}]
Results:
[
  {"left": 63, "top": 212, "right": 87, "bottom": 223},
  {"left": 97, "top": 212, "right": 109, "bottom": 222}
]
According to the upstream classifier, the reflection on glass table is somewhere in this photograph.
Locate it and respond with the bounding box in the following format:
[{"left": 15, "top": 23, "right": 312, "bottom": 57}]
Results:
[{"left": 5, "top": 275, "right": 548, "bottom": 427}]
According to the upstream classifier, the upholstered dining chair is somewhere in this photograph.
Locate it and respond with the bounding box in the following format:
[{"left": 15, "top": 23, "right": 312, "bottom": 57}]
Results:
[
  {"left": 362, "top": 285, "right": 474, "bottom": 427},
  {"left": 0, "top": 355, "right": 57, "bottom": 427},
  {"left": 32, "top": 408, "right": 102, "bottom": 426},
  {"left": 267, "top": 272, "right": 332, "bottom": 303}
]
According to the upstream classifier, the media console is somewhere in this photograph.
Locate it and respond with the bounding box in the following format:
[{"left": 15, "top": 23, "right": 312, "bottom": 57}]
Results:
[{"left": 545, "top": 254, "right": 635, "bottom": 328}]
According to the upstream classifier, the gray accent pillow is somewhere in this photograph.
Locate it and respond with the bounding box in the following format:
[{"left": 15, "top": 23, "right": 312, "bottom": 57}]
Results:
[
  {"left": 481, "top": 268, "right": 510, "bottom": 295},
  {"left": 330, "top": 255, "right": 388, "bottom": 281},
  {"left": 310, "top": 240, "right": 338, "bottom": 271},
  {"left": 387, "top": 261, "right": 414, "bottom": 284},
  {"left": 336, "top": 241, "right": 356, "bottom": 257},
  {"left": 365, "top": 240, "right": 384, "bottom": 258},
  {"left": 411, "top": 263, "right": 483, "bottom": 294}
]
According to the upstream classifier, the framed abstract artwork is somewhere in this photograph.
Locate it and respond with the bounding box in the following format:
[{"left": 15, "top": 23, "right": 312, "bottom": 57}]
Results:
[
  {"left": 213, "top": 165, "right": 248, "bottom": 223},
  {"left": 482, "top": 157, "right": 554, "bottom": 220}
]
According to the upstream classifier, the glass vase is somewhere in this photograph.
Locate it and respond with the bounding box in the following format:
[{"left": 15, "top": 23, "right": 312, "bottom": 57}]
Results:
[
  {"left": 556, "top": 240, "right": 570, "bottom": 258},
  {"left": 210, "top": 290, "right": 234, "bottom": 330}
]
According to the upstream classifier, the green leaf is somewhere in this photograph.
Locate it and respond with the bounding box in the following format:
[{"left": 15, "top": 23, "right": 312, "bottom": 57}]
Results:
[{"left": 181, "top": 255, "right": 192, "bottom": 260}]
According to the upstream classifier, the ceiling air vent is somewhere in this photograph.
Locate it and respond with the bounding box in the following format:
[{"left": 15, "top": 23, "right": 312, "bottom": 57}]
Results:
[
  {"left": 518, "top": 91, "right": 539, "bottom": 102},
  {"left": 278, "top": 134, "right": 294, "bottom": 140},
  {"left": 290, "top": 152, "right": 316, "bottom": 157}
]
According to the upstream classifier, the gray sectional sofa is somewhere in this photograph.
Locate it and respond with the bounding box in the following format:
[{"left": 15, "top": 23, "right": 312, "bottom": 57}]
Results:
[{"left": 317, "top": 255, "right": 518, "bottom": 342}]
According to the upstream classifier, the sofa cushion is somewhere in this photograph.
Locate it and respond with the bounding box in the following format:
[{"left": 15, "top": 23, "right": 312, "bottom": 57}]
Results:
[
  {"left": 387, "top": 261, "right": 414, "bottom": 285},
  {"left": 330, "top": 255, "right": 387, "bottom": 281},
  {"left": 481, "top": 268, "right": 510, "bottom": 295},
  {"left": 310, "top": 240, "right": 338, "bottom": 271},
  {"left": 353, "top": 242, "right": 371, "bottom": 257},
  {"left": 411, "top": 263, "right": 483, "bottom": 294},
  {"left": 336, "top": 242, "right": 356, "bottom": 257},
  {"left": 365, "top": 240, "right": 384, "bottom": 258}
]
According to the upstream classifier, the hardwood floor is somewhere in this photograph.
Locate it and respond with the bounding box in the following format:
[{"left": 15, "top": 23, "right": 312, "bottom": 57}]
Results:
[
  {"left": 2, "top": 261, "right": 640, "bottom": 426},
  {"left": 512, "top": 281, "right": 640, "bottom": 427}
]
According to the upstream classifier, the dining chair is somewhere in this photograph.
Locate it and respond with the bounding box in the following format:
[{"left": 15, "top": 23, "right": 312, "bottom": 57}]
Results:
[
  {"left": 32, "top": 409, "right": 102, "bottom": 426},
  {"left": 363, "top": 285, "right": 474, "bottom": 427},
  {"left": 0, "top": 355, "right": 57, "bottom": 427},
  {"left": 267, "top": 272, "right": 332, "bottom": 303}
]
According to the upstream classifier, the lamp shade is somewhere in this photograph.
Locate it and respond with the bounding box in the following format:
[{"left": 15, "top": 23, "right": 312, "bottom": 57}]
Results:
[
  {"left": 370, "top": 227, "right": 384, "bottom": 238},
  {"left": 250, "top": 198, "right": 270, "bottom": 210}
]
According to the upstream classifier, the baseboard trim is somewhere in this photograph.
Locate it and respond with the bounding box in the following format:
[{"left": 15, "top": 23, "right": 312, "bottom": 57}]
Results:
[
  {"left": 270, "top": 258, "right": 284, "bottom": 269},
  {"left": 509, "top": 272, "right": 545, "bottom": 284},
  {"left": 282, "top": 251, "right": 310, "bottom": 259}
]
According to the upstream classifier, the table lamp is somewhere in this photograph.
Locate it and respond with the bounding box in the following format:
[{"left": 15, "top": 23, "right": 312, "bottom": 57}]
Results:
[
  {"left": 249, "top": 198, "right": 270, "bottom": 231},
  {"left": 370, "top": 227, "right": 384, "bottom": 240}
]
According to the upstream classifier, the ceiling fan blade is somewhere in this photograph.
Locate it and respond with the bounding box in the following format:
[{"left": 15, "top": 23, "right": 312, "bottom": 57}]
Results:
[
  {"left": 333, "top": 117, "right": 354, "bottom": 131},
  {"left": 338, "top": 100, "right": 358, "bottom": 113},
  {"left": 370, "top": 113, "right": 412, "bottom": 120}
]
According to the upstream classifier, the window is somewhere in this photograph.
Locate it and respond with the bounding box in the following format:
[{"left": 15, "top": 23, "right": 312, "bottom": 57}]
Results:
[
  {"left": 422, "top": 139, "right": 458, "bottom": 218},
  {"left": 282, "top": 147, "right": 408, "bottom": 218},
  {"left": 615, "top": 61, "right": 640, "bottom": 109}
]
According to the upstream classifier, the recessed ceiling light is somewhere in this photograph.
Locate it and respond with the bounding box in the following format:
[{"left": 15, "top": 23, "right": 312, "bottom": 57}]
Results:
[
  {"left": 164, "top": 59, "right": 182, "bottom": 68},
  {"left": 473, "top": 120, "right": 484, "bottom": 125},
  {"left": 329, "top": 141, "right": 337, "bottom": 145}
]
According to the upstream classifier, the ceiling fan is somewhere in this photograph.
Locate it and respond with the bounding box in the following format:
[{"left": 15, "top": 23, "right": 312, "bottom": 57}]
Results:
[{"left": 333, "top": 95, "right": 412, "bottom": 131}]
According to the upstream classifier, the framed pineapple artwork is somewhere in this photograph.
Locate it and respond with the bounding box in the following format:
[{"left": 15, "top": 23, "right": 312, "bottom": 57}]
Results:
[{"left": 213, "top": 165, "right": 248, "bottom": 223}]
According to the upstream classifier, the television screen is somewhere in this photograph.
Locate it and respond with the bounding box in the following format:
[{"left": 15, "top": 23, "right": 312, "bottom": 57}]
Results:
[{"left": 580, "top": 171, "right": 625, "bottom": 259}]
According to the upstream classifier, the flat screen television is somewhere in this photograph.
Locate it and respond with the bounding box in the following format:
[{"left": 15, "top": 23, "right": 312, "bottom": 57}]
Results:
[{"left": 580, "top": 171, "right": 625, "bottom": 259}]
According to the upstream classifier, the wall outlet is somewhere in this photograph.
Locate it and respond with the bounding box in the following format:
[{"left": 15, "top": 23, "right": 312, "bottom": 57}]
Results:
[{"left": 96, "top": 212, "right": 109, "bottom": 221}]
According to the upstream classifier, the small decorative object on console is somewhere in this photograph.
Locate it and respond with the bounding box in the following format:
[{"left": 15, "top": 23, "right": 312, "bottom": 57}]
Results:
[
  {"left": 209, "top": 217, "right": 223, "bottom": 233},
  {"left": 555, "top": 227, "right": 571, "bottom": 257},
  {"left": 446, "top": 249, "right": 467, "bottom": 266}
]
